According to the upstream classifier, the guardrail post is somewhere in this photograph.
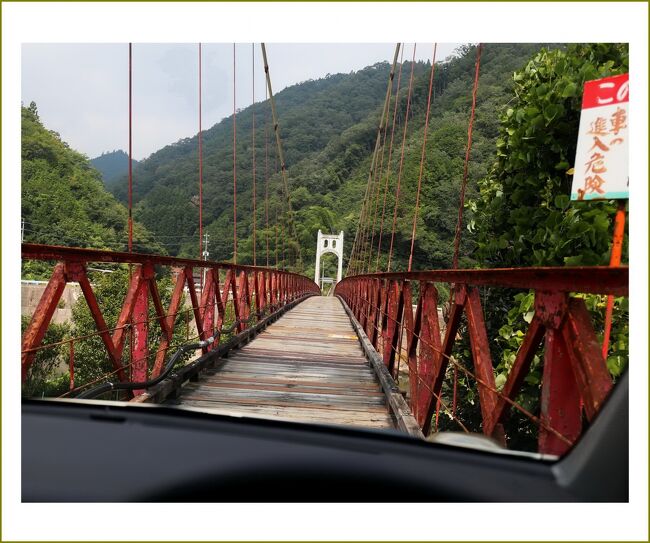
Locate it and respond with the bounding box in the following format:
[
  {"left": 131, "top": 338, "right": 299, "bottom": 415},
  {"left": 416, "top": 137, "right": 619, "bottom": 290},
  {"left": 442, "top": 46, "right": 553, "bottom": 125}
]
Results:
[
  {"left": 465, "top": 287, "right": 505, "bottom": 444},
  {"left": 422, "top": 285, "right": 466, "bottom": 435},
  {"left": 539, "top": 328, "right": 581, "bottom": 455},
  {"left": 416, "top": 282, "right": 441, "bottom": 426},
  {"left": 131, "top": 268, "right": 150, "bottom": 392},
  {"left": 21, "top": 262, "right": 67, "bottom": 382},
  {"left": 199, "top": 267, "right": 217, "bottom": 352}
]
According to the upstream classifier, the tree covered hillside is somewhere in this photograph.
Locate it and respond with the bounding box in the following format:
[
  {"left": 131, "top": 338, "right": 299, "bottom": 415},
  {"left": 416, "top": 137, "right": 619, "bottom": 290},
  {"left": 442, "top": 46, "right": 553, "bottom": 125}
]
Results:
[
  {"left": 90, "top": 149, "right": 139, "bottom": 189},
  {"left": 299, "top": 43, "right": 554, "bottom": 273},
  {"left": 21, "top": 103, "right": 163, "bottom": 277},
  {"left": 110, "top": 60, "right": 430, "bottom": 259},
  {"left": 109, "top": 44, "right": 555, "bottom": 276}
]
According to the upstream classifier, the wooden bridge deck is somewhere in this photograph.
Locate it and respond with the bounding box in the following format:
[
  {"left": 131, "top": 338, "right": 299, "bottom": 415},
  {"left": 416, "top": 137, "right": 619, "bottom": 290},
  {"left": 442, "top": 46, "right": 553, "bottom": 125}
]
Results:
[{"left": 167, "top": 296, "right": 397, "bottom": 430}]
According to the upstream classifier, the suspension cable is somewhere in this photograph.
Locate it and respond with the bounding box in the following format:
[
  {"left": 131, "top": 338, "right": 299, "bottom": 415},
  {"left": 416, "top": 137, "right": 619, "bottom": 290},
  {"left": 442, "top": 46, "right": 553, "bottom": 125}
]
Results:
[
  {"left": 265, "top": 87, "right": 270, "bottom": 267},
  {"left": 260, "top": 43, "right": 303, "bottom": 270},
  {"left": 198, "top": 43, "right": 203, "bottom": 261},
  {"left": 354, "top": 148, "right": 380, "bottom": 275},
  {"left": 355, "top": 135, "right": 385, "bottom": 273},
  {"left": 354, "top": 150, "right": 379, "bottom": 274},
  {"left": 233, "top": 43, "right": 238, "bottom": 264},
  {"left": 375, "top": 45, "right": 405, "bottom": 272},
  {"left": 359, "top": 154, "right": 383, "bottom": 272},
  {"left": 127, "top": 43, "right": 135, "bottom": 373},
  {"left": 252, "top": 43, "right": 257, "bottom": 266},
  {"left": 274, "top": 147, "right": 279, "bottom": 268},
  {"left": 347, "top": 172, "right": 372, "bottom": 275},
  {"left": 128, "top": 43, "right": 133, "bottom": 254},
  {"left": 281, "top": 211, "right": 286, "bottom": 270},
  {"left": 348, "top": 159, "right": 374, "bottom": 275},
  {"left": 363, "top": 151, "right": 385, "bottom": 272},
  {"left": 274, "top": 206, "right": 279, "bottom": 268},
  {"left": 348, "top": 44, "right": 400, "bottom": 276},
  {"left": 387, "top": 43, "right": 417, "bottom": 272},
  {"left": 442, "top": 44, "right": 484, "bottom": 419},
  {"left": 364, "top": 45, "right": 401, "bottom": 272},
  {"left": 408, "top": 43, "right": 437, "bottom": 272},
  {"left": 452, "top": 43, "right": 482, "bottom": 269}
]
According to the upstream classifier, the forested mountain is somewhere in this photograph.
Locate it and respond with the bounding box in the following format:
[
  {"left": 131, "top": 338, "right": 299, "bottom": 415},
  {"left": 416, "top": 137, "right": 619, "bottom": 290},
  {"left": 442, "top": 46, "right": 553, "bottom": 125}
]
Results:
[
  {"left": 291, "top": 43, "right": 555, "bottom": 273},
  {"left": 108, "top": 44, "right": 553, "bottom": 276},
  {"left": 21, "top": 103, "right": 163, "bottom": 277},
  {"left": 109, "top": 60, "right": 430, "bottom": 262},
  {"left": 90, "top": 150, "right": 139, "bottom": 189}
]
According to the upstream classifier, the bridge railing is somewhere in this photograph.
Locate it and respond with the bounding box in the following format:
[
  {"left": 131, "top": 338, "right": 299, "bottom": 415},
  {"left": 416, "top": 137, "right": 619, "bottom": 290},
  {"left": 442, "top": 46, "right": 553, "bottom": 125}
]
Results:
[
  {"left": 21, "top": 244, "right": 320, "bottom": 396},
  {"left": 335, "top": 266, "right": 628, "bottom": 455}
]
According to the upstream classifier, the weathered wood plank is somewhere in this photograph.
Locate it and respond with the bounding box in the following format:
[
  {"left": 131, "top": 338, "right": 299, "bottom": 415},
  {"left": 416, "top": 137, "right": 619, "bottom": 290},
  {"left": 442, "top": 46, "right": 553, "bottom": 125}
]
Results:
[
  {"left": 197, "top": 374, "right": 382, "bottom": 391},
  {"left": 174, "top": 401, "right": 395, "bottom": 428},
  {"left": 193, "top": 380, "right": 384, "bottom": 396},
  {"left": 338, "top": 297, "right": 424, "bottom": 439},
  {"left": 180, "top": 387, "right": 387, "bottom": 407},
  {"left": 170, "top": 296, "right": 400, "bottom": 431}
]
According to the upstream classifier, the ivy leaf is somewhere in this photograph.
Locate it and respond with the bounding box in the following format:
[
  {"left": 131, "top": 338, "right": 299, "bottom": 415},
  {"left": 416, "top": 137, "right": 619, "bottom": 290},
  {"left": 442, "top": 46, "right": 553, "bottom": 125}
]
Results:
[
  {"left": 562, "top": 82, "right": 578, "bottom": 98},
  {"left": 554, "top": 194, "right": 570, "bottom": 210},
  {"left": 495, "top": 373, "right": 507, "bottom": 390},
  {"left": 564, "top": 255, "right": 583, "bottom": 266}
]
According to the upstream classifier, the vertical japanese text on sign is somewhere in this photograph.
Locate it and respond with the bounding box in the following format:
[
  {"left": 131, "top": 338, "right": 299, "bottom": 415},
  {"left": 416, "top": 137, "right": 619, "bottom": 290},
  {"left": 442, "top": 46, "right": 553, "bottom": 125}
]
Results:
[{"left": 571, "top": 73, "right": 629, "bottom": 201}]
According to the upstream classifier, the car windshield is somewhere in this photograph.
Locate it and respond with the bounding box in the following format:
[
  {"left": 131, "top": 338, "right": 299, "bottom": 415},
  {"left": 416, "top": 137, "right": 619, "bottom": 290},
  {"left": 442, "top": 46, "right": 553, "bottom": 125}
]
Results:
[{"left": 20, "top": 42, "right": 629, "bottom": 461}]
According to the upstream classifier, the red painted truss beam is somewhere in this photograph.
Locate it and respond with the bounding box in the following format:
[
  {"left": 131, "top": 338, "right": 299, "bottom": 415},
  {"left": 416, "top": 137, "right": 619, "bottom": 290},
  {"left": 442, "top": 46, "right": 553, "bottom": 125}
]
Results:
[
  {"left": 339, "top": 266, "right": 628, "bottom": 297},
  {"left": 21, "top": 245, "right": 319, "bottom": 389},
  {"left": 335, "top": 264, "right": 627, "bottom": 455}
]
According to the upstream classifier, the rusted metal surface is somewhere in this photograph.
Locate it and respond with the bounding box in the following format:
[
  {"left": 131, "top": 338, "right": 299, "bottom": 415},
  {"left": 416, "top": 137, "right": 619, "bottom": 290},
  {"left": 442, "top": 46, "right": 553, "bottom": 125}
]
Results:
[
  {"left": 562, "top": 298, "right": 613, "bottom": 419},
  {"left": 22, "top": 243, "right": 302, "bottom": 273},
  {"left": 21, "top": 244, "right": 320, "bottom": 390},
  {"left": 538, "top": 329, "right": 581, "bottom": 455},
  {"left": 335, "top": 266, "right": 628, "bottom": 455},
  {"left": 168, "top": 297, "right": 400, "bottom": 431},
  {"left": 132, "top": 272, "right": 149, "bottom": 393},
  {"left": 465, "top": 287, "right": 505, "bottom": 445},
  {"left": 22, "top": 243, "right": 627, "bottom": 452},
  {"left": 21, "top": 263, "right": 67, "bottom": 381},
  {"left": 341, "top": 266, "right": 628, "bottom": 296}
]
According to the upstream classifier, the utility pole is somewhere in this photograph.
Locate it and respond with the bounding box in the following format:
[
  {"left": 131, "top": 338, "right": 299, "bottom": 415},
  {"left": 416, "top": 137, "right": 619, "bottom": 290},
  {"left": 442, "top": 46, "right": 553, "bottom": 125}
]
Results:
[
  {"left": 202, "top": 232, "right": 210, "bottom": 260},
  {"left": 202, "top": 232, "right": 210, "bottom": 287}
]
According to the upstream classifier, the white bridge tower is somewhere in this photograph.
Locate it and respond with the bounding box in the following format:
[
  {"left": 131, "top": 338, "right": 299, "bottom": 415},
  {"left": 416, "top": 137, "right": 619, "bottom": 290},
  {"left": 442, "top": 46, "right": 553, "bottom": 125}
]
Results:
[{"left": 314, "top": 229, "right": 344, "bottom": 290}]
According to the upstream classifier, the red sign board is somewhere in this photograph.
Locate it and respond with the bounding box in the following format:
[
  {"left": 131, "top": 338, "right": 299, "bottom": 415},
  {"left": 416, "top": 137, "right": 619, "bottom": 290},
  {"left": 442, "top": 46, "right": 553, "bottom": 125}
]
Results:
[
  {"left": 571, "top": 73, "right": 629, "bottom": 201},
  {"left": 581, "top": 73, "right": 629, "bottom": 110}
]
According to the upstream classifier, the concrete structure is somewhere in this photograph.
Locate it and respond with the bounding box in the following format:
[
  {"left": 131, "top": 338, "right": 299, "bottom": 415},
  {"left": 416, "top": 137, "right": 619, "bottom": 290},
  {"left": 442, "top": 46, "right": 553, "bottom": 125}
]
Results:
[
  {"left": 22, "top": 281, "right": 82, "bottom": 324},
  {"left": 314, "top": 230, "right": 343, "bottom": 289}
]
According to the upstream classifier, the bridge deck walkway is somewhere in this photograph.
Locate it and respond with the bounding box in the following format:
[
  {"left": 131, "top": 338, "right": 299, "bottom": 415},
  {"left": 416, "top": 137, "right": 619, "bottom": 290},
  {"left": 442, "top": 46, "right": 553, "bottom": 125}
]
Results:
[{"left": 166, "top": 296, "right": 396, "bottom": 430}]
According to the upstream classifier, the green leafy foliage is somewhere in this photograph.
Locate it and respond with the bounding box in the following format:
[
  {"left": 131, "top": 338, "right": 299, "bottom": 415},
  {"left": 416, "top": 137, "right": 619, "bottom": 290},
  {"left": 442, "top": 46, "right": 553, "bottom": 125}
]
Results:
[
  {"left": 21, "top": 316, "right": 70, "bottom": 397},
  {"left": 473, "top": 44, "right": 629, "bottom": 267},
  {"left": 69, "top": 269, "right": 193, "bottom": 392},
  {"left": 21, "top": 103, "right": 163, "bottom": 269},
  {"left": 461, "top": 44, "right": 630, "bottom": 449}
]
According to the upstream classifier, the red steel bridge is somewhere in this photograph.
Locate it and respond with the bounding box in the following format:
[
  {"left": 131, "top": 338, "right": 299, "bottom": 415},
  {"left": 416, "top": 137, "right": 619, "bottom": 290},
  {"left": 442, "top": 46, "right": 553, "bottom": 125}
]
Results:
[{"left": 21, "top": 43, "right": 628, "bottom": 458}]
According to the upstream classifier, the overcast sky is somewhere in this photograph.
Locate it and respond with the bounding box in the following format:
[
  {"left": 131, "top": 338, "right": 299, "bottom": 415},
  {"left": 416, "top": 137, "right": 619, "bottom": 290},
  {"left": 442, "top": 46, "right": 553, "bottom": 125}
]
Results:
[{"left": 22, "top": 43, "right": 460, "bottom": 160}]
